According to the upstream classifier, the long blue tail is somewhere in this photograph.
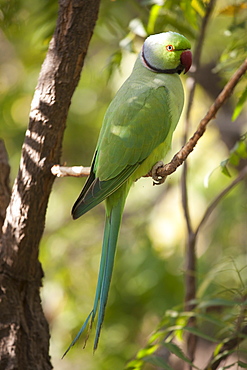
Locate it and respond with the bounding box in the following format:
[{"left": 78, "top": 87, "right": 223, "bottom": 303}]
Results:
[{"left": 63, "top": 196, "right": 124, "bottom": 356}]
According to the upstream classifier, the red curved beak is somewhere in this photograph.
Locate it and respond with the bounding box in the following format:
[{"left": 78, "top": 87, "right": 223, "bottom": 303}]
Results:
[{"left": 180, "top": 50, "right": 192, "bottom": 74}]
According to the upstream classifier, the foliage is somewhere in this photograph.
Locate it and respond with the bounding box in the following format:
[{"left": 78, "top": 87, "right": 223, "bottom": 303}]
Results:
[
  {"left": 221, "top": 134, "right": 247, "bottom": 177},
  {"left": 0, "top": 0, "right": 247, "bottom": 369},
  {"left": 126, "top": 257, "right": 247, "bottom": 369}
]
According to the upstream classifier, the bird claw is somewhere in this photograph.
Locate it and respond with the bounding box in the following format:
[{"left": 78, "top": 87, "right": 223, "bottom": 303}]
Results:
[{"left": 151, "top": 161, "right": 166, "bottom": 185}]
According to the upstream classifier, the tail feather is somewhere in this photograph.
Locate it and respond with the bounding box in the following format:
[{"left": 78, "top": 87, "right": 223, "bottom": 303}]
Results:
[
  {"left": 94, "top": 199, "right": 123, "bottom": 350},
  {"left": 63, "top": 195, "right": 124, "bottom": 356}
]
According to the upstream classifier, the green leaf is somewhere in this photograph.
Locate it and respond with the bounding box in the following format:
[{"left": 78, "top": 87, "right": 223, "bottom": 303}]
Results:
[
  {"left": 143, "top": 355, "right": 174, "bottom": 370},
  {"left": 191, "top": 0, "right": 205, "bottom": 17},
  {"left": 211, "top": 349, "right": 236, "bottom": 364},
  {"left": 147, "top": 4, "right": 161, "bottom": 34},
  {"left": 125, "top": 359, "right": 143, "bottom": 370},
  {"left": 162, "top": 342, "right": 199, "bottom": 369},
  {"left": 238, "top": 360, "right": 247, "bottom": 368},
  {"left": 213, "top": 342, "right": 224, "bottom": 356},
  {"left": 221, "top": 362, "right": 238, "bottom": 369},
  {"left": 183, "top": 326, "right": 219, "bottom": 343},
  {"left": 181, "top": 0, "right": 201, "bottom": 27},
  {"left": 220, "top": 159, "right": 232, "bottom": 177},
  {"left": 220, "top": 134, "right": 247, "bottom": 175},
  {"left": 136, "top": 345, "right": 158, "bottom": 359},
  {"left": 197, "top": 298, "right": 238, "bottom": 309},
  {"left": 229, "top": 135, "right": 247, "bottom": 166},
  {"left": 232, "top": 86, "right": 247, "bottom": 120},
  {"left": 196, "top": 313, "right": 226, "bottom": 328},
  {"left": 234, "top": 137, "right": 247, "bottom": 159},
  {"left": 106, "top": 49, "right": 123, "bottom": 81}
]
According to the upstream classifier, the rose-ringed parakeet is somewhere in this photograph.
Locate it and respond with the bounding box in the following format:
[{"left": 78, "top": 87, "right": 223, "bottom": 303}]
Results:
[{"left": 65, "top": 31, "right": 192, "bottom": 354}]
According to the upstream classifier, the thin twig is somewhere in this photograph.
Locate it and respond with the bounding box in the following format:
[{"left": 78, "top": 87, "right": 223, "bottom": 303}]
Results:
[{"left": 195, "top": 165, "right": 247, "bottom": 237}]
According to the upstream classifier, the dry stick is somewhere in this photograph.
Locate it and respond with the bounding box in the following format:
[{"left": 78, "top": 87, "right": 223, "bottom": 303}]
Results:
[{"left": 51, "top": 164, "right": 90, "bottom": 177}]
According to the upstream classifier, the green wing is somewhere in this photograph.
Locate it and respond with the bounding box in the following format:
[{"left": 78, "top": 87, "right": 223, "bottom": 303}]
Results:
[
  {"left": 95, "top": 85, "right": 172, "bottom": 180},
  {"left": 72, "top": 156, "right": 140, "bottom": 218},
  {"left": 72, "top": 84, "right": 172, "bottom": 219}
]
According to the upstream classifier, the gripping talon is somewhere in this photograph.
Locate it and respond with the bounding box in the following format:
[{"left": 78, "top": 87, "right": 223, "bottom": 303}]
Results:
[{"left": 151, "top": 161, "right": 166, "bottom": 185}]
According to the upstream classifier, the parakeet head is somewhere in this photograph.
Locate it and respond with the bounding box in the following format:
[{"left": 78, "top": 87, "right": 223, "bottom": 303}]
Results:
[{"left": 141, "top": 31, "right": 192, "bottom": 74}]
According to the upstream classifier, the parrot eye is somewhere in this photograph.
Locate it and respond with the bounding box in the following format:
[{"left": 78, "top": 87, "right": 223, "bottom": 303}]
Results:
[{"left": 166, "top": 45, "right": 174, "bottom": 51}]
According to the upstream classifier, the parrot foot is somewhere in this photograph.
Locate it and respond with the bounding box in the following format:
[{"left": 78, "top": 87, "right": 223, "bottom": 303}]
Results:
[{"left": 151, "top": 161, "right": 166, "bottom": 185}]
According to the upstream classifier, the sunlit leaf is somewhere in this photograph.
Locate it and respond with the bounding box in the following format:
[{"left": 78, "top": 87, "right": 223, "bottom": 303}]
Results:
[
  {"left": 235, "top": 137, "right": 247, "bottom": 158},
  {"left": 191, "top": 0, "right": 205, "bottom": 17},
  {"left": 229, "top": 135, "right": 247, "bottom": 166},
  {"left": 220, "top": 159, "right": 232, "bottom": 177},
  {"left": 220, "top": 135, "right": 247, "bottom": 176},
  {"left": 147, "top": 4, "right": 161, "bottom": 34},
  {"left": 232, "top": 86, "right": 247, "bottom": 121},
  {"left": 125, "top": 359, "right": 143, "bottom": 370},
  {"left": 218, "top": 3, "right": 247, "bottom": 16},
  {"left": 213, "top": 342, "right": 224, "bottom": 356},
  {"left": 229, "top": 151, "right": 240, "bottom": 166},
  {"left": 137, "top": 346, "right": 157, "bottom": 358}
]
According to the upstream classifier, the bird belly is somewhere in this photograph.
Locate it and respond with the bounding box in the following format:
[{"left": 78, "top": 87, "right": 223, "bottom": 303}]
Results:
[{"left": 131, "top": 131, "right": 173, "bottom": 182}]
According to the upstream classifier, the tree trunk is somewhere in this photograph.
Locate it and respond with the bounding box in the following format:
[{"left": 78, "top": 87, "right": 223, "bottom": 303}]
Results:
[{"left": 0, "top": 0, "right": 100, "bottom": 368}]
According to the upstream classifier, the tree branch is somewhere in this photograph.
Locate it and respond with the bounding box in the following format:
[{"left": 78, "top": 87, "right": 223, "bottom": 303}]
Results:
[
  {"left": 51, "top": 164, "right": 90, "bottom": 177},
  {"left": 0, "top": 0, "right": 100, "bottom": 367},
  {"left": 0, "top": 140, "right": 10, "bottom": 235}
]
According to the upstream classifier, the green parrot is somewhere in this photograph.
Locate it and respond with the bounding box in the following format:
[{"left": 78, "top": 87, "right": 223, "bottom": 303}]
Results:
[{"left": 65, "top": 31, "right": 192, "bottom": 355}]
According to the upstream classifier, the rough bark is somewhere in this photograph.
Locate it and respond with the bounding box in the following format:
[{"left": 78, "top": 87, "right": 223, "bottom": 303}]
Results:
[
  {"left": 0, "top": 0, "right": 100, "bottom": 369},
  {"left": 0, "top": 141, "right": 10, "bottom": 234}
]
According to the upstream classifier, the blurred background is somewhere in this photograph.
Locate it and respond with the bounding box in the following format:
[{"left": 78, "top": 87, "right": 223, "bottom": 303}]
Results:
[{"left": 0, "top": 0, "right": 247, "bottom": 369}]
